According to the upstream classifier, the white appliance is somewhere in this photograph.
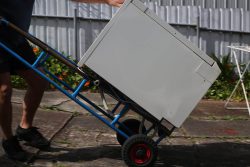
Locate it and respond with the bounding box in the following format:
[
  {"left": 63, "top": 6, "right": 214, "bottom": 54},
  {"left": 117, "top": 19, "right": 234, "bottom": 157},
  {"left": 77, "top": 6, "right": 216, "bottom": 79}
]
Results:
[{"left": 78, "top": 0, "right": 221, "bottom": 127}]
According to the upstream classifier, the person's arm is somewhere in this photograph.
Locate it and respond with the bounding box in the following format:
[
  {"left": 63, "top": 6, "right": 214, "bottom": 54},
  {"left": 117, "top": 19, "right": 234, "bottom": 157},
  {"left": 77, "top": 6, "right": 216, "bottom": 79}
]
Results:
[{"left": 71, "top": 0, "right": 125, "bottom": 7}]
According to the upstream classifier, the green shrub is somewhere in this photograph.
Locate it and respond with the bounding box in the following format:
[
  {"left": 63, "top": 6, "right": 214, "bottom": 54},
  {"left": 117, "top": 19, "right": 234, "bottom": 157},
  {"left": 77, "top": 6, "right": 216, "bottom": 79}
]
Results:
[
  {"left": 44, "top": 53, "right": 83, "bottom": 90},
  {"left": 11, "top": 75, "right": 27, "bottom": 89},
  {"left": 11, "top": 47, "right": 84, "bottom": 90},
  {"left": 204, "top": 54, "right": 250, "bottom": 101}
]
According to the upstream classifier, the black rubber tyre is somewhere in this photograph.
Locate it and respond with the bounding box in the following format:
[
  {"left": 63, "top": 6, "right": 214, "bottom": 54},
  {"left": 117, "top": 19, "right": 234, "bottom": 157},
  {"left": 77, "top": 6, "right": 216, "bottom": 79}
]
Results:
[
  {"left": 116, "top": 119, "right": 146, "bottom": 145},
  {"left": 122, "top": 134, "right": 158, "bottom": 167}
]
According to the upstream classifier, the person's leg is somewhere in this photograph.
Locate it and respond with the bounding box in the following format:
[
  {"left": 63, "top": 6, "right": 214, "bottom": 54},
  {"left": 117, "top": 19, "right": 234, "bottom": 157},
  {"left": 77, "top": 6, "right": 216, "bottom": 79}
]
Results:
[
  {"left": 0, "top": 30, "right": 34, "bottom": 161},
  {"left": 0, "top": 72, "right": 13, "bottom": 140},
  {"left": 15, "top": 68, "right": 50, "bottom": 149},
  {"left": 0, "top": 72, "right": 29, "bottom": 162},
  {"left": 16, "top": 68, "right": 48, "bottom": 129},
  {"left": 6, "top": 38, "right": 50, "bottom": 149},
  {"left": 9, "top": 38, "right": 49, "bottom": 129}
]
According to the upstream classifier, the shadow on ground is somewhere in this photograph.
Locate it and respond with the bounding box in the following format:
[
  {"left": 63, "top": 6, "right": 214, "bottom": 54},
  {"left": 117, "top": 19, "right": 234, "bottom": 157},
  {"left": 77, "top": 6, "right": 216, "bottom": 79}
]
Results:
[
  {"left": 0, "top": 156, "right": 29, "bottom": 167},
  {"left": 157, "top": 142, "right": 250, "bottom": 166},
  {"left": 33, "top": 142, "right": 250, "bottom": 167}
]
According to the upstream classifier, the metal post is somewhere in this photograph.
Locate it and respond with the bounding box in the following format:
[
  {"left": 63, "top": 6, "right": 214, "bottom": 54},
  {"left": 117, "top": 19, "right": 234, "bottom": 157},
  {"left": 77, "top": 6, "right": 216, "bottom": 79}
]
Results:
[
  {"left": 191, "top": 0, "right": 195, "bottom": 6},
  {"left": 73, "top": 6, "right": 78, "bottom": 61},
  {"left": 170, "top": 0, "right": 173, "bottom": 6},
  {"left": 235, "top": 0, "right": 238, "bottom": 8},
  {"left": 196, "top": 14, "right": 200, "bottom": 48},
  {"left": 245, "top": 0, "right": 248, "bottom": 10},
  {"left": 213, "top": 0, "right": 217, "bottom": 8},
  {"left": 202, "top": 0, "right": 206, "bottom": 8},
  {"left": 224, "top": 0, "right": 228, "bottom": 8}
]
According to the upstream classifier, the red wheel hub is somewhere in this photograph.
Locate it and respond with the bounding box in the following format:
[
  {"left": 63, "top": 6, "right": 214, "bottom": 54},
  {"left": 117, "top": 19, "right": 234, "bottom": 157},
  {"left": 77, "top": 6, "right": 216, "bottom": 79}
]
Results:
[{"left": 130, "top": 143, "right": 151, "bottom": 165}]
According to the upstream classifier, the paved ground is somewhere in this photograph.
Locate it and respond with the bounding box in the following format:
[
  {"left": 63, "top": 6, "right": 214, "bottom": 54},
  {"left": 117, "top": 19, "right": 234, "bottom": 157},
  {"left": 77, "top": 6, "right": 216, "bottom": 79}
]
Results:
[{"left": 1, "top": 89, "right": 250, "bottom": 167}]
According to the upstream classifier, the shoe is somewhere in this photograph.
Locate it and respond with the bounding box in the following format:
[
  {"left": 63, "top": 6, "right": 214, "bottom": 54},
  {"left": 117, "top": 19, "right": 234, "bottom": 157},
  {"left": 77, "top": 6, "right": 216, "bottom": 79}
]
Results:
[
  {"left": 2, "top": 136, "right": 29, "bottom": 162},
  {"left": 16, "top": 126, "right": 50, "bottom": 150}
]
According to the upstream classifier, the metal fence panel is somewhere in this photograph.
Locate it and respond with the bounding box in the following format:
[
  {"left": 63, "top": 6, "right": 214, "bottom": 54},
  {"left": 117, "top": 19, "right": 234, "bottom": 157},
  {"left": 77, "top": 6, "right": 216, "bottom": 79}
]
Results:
[
  {"left": 242, "top": 10, "right": 250, "bottom": 32},
  {"left": 220, "top": 9, "right": 231, "bottom": 31},
  {"left": 142, "top": 0, "right": 250, "bottom": 10}
]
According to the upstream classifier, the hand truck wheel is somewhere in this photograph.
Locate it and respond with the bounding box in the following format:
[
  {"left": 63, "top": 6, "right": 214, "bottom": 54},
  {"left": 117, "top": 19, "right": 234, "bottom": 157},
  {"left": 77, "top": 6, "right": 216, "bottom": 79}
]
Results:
[
  {"left": 116, "top": 119, "right": 146, "bottom": 145},
  {"left": 122, "top": 134, "right": 158, "bottom": 167}
]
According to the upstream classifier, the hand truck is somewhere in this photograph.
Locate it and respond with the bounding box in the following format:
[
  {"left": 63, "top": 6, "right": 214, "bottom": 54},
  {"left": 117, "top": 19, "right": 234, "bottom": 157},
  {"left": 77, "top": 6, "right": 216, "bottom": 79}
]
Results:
[{"left": 0, "top": 1, "right": 220, "bottom": 166}]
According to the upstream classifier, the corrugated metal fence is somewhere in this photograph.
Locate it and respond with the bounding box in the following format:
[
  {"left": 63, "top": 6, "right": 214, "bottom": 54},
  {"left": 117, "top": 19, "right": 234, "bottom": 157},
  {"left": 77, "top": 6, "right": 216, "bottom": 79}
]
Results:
[
  {"left": 30, "top": 0, "right": 250, "bottom": 64},
  {"left": 143, "top": 0, "right": 250, "bottom": 10}
]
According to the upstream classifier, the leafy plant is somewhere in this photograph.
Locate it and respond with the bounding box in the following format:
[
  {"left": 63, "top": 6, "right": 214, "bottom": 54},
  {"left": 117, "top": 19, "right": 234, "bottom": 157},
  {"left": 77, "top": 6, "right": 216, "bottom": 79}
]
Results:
[
  {"left": 11, "top": 75, "right": 27, "bottom": 89},
  {"left": 205, "top": 54, "right": 250, "bottom": 101},
  {"left": 44, "top": 53, "right": 83, "bottom": 90},
  {"left": 210, "top": 53, "right": 237, "bottom": 82},
  {"left": 11, "top": 47, "right": 90, "bottom": 91}
]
